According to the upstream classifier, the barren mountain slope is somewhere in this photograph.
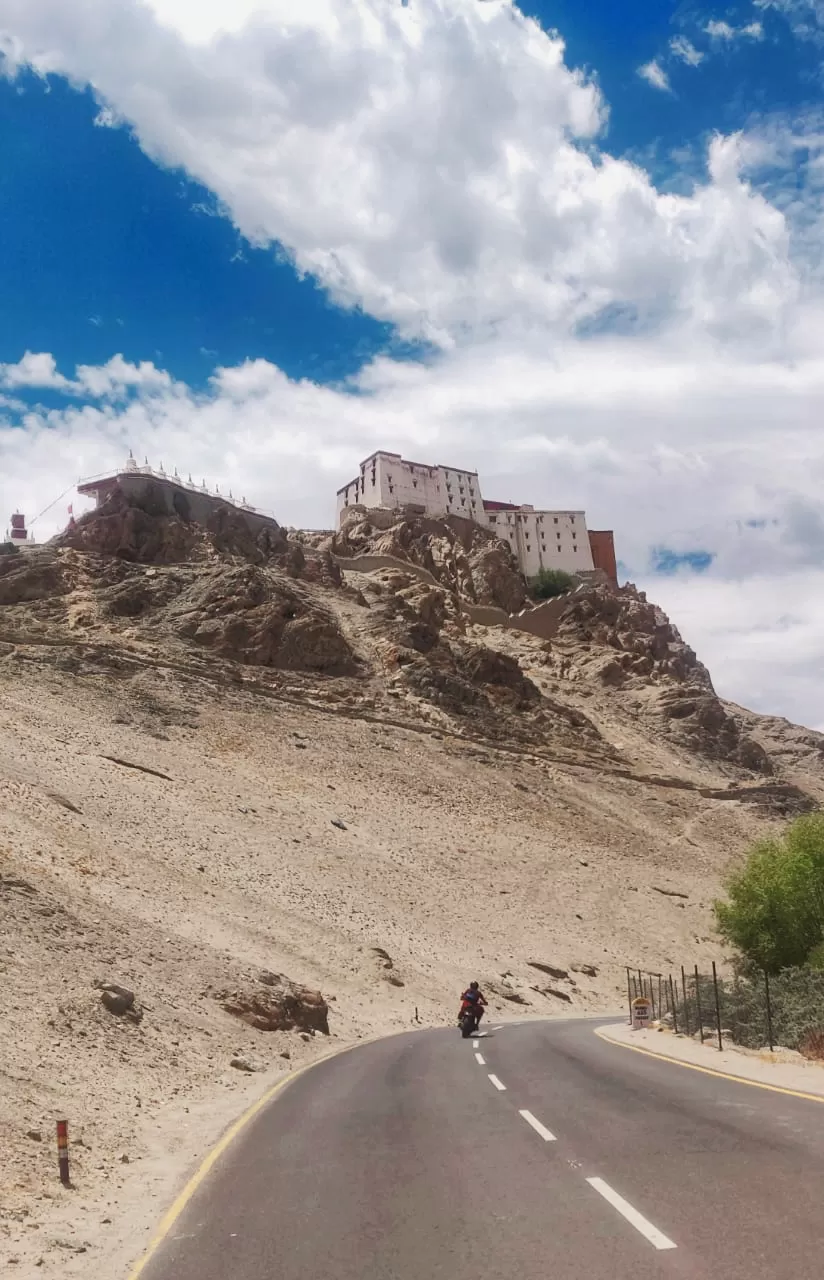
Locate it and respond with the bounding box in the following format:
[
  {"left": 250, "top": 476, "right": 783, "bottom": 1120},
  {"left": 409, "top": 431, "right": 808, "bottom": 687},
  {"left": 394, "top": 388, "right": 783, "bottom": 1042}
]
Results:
[{"left": 1, "top": 486, "right": 821, "bottom": 1277}]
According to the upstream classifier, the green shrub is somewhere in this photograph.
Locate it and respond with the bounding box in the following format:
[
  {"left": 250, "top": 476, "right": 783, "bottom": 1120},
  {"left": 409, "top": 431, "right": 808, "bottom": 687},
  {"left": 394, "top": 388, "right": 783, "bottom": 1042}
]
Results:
[
  {"left": 714, "top": 813, "right": 824, "bottom": 973},
  {"left": 531, "top": 567, "right": 576, "bottom": 600}
]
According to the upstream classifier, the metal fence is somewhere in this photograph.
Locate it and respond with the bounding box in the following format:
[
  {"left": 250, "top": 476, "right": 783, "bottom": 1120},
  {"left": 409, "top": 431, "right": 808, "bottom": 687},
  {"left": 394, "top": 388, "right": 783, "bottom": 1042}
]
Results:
[{"left": 626, "top": 963, "right": 824, "bottom": 1057}]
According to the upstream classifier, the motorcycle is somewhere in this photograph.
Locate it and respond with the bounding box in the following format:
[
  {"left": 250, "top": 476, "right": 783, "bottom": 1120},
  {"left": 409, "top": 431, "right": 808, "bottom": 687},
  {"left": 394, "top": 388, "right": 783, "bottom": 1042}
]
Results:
[{"left": 458, "top": 1004, "right": 481, "bottom": 1038}]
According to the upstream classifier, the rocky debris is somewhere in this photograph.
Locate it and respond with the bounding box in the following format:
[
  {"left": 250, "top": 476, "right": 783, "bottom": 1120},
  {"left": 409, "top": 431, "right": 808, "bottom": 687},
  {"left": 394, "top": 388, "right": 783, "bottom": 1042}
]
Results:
[
  {"left": 371, "top": 947, "right": 394, "bottom": 969},
  {"left": 0, "top": 875, "right": 37, "bottom": 898},
  {"left": 331, "top": 818, "right": 348, "bottom": 831},
  {"left": 229, "top": 1057, "right": 256, "bottom": 1073},
  {"left": 528, "top": 961, "right": 570, "bottom": 980},
  {"left": 651, "top": 886, "right": 689, "bottom": 900},
  {"left": 101, "top": 756, "right": 173, "bottom": 782},
  {"left": 384, "top": 973, "right": 405, "bottom": 988},
  {"left": 46, "top": 791, "right": 83, "bottom": 815},
  {"left": 218, "top": 976, "right": 330, "bottom": 1035},
  {"left": 542, "top": 987, "right": 573, "bottom": 1003},
  {"left": 698, "top": 780, "right": 817, "bottom": 816},
  {"left": 571, "top": 964, "right": 599, "bottom": 978},
  {"left": 96, "top": 981, "right": 143, "bottom": 1023}
]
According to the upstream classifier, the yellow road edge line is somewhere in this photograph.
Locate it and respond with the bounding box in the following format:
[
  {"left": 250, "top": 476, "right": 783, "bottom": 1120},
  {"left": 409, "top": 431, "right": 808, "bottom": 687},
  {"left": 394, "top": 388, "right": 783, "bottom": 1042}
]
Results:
[
  {"left": 594, "top": 1026, "right": 824, "bottom": 1104},
  {"left": 125, "top": 1035, "right": 374, "bottom": 1279}
]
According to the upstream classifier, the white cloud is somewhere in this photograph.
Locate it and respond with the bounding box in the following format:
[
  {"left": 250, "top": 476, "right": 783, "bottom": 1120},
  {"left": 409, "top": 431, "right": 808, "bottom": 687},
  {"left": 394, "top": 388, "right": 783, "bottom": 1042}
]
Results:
[
  {"left": 0, "top": 0, "right": 797, "bottom": 349},
  {"left": 705, "top": 18, "right": 765, "bottom": 39},
  {"left": 669, "top": 36, "right": 704, "bottom": 66},
  {"left": 0, "top": 351, "right": 72, "bottom": 390},
  {"left": 0, "top": 1, "right": 823, "bottom": 727},
  {"left": 0, "top": 352, "right": 175, "bottom": 400},
  {"left": 638, "top": 59, "right": 671, "bottom": 91},
  {"left": 74, "top": 354, "right": 175, "bottom": 398}
]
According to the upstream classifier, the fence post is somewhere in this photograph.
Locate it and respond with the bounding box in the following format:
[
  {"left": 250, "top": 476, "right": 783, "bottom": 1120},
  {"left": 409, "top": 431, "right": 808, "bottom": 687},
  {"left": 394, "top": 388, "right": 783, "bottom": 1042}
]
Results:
[
  {"left": 669, "top": 974, "right": 678, "bottom": 1034},
  {"left": 658, "top": 974, "right": 664, "bottom": 1020},
  {"left": 648, "top": 974, "right": 656, "bottom": 1021},
  {"left": 764, "top": 969, "right": 775, "bottom": 1052},
  {"left": 626, "top": 968, "right": 633, "bottom": 1025},
  {"left": 711, "top": 962, "right": 723, "bottom": 1052},
  {"left": 694, "top": 964, "right": 705, "bottom": 1043},
  {"left": 681, "top": 966, "right": 690, "bottom": 1037},
  {"left": 56, "top": 1119, "right": 70, "bottom": 1186}
]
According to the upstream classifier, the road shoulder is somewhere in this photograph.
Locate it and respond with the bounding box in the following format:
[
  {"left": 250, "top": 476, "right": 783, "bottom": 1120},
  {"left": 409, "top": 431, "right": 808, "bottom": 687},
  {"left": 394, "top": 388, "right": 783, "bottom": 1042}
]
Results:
[{"left": 597, "top": 1022, "right": 824, "bottom": 1101}]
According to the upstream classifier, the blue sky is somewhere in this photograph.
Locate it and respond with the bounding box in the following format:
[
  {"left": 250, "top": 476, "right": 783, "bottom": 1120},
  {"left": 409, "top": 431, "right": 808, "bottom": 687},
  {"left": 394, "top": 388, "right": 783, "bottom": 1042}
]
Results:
[
  {"left": 0, "top": 71, "right": 396, "bottom": 388},
  {"left": 1, "top": 2, "right": 815, "bottom": 390},
  {"left": 1, "top": 0, "right": 824, "bottom": 727}
]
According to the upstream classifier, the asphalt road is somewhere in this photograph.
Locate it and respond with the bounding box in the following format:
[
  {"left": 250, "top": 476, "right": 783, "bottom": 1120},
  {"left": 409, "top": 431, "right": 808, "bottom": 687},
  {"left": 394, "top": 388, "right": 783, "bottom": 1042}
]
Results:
[{"left": 137, "top": 1018, "right": 824, "bottom": 1280}]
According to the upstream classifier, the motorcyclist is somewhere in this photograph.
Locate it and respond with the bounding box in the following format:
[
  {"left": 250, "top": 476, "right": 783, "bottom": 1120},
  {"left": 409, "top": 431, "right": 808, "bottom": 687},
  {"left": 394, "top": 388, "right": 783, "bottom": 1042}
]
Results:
[{"left": 458, "top": 980, "right": 487, "bottom": 1026}]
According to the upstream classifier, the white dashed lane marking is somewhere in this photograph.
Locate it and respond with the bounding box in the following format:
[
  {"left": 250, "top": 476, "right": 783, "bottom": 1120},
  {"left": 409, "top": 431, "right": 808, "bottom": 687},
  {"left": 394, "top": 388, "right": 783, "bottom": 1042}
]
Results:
[
  {"left": 473, "top": 1040, "right": 480, "bottom": 1049},
  {"left": 475, "top": 1052, "right": 486, "bottom": 1066},
  {"left": 518, "top": 1110, "right": 556, "bottom": 1142},
  {"left": 586, "top": 1178, "right": 677, "bottom": 1251},
  {"left": 488, "top": 1074, "right": 506, "bottom": 1092}
]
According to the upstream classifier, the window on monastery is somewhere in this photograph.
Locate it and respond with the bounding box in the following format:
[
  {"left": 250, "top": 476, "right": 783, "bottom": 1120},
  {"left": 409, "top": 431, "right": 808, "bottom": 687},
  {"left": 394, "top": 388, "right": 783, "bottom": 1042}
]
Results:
[
  {"left": 461, "top": 498, "right": 466, "bottom": 506},
  {"left": 570, "top": 515, "right": 575, "bottom": 523},
  {"left": 389, "top": 484, "right": 394, "bottom": 494},
  {"left": 554, "top": 517, "right": 558, "bottom": 524},
  {"left": 489, "top": 515, "right": 497, "bottom": 523},
  {"left": 413, "top": 480, "right": 418, "bottom": 488}
]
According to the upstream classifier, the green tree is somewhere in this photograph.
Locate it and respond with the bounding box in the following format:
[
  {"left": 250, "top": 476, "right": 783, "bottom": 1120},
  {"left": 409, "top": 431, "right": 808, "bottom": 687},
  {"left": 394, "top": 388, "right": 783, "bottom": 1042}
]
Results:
[
  {"left": 531, "top": 567, "right": 576, "bottom": 600},
  {"left": 714, "top": 814, "right": 824, "bottom": 972}
]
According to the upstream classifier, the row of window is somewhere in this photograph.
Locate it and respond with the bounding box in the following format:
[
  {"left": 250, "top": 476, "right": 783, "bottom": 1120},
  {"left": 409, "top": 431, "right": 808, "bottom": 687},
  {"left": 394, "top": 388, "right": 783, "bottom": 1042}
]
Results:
[{"left": 489, "top": 513, "right": 575, "bottom": 526}]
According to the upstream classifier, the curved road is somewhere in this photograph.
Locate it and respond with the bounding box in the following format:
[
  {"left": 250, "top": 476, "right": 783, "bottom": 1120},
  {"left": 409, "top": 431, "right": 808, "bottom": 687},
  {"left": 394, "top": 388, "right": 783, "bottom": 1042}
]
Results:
[{"left": 136, "top": 1018, "right": 824, "bottom": 1279}]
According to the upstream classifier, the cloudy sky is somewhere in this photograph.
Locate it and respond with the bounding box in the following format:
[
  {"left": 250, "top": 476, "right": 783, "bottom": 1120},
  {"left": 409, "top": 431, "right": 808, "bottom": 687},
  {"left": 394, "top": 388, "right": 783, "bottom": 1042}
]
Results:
[{"left": 1, "top": 0, "right": 823, "bottom": 730}]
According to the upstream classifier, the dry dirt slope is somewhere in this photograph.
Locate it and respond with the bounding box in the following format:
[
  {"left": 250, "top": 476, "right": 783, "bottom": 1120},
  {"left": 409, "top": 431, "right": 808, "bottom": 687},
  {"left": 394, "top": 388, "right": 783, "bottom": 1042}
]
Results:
[{"left": 0, "top": 489, "right": 822, "bottom": 1277}]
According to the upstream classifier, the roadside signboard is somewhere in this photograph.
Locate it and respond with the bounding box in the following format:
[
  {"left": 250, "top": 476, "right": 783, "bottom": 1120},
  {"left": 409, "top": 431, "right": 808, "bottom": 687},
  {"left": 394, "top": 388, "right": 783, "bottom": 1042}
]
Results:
[{"left": 632, "top": 996, "right": 652, "bottom": 1030}]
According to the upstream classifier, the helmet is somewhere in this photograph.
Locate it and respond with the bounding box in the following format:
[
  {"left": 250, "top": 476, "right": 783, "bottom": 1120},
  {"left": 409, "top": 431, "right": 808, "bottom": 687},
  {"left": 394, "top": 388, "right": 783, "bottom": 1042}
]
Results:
[{"left": 469, "top": 981, "right": 479, "bottom": 991}]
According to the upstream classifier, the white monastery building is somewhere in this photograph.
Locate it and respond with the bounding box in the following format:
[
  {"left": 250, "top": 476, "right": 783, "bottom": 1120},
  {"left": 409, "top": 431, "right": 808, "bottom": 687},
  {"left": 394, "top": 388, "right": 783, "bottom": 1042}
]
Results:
[{"left": 336, "top": 450, "right": 617, "bottom": 585}]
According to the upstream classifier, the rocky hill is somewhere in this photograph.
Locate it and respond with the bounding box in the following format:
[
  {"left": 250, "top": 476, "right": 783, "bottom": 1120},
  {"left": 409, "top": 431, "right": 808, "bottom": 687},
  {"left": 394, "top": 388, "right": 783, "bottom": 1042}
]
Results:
[{"left": 1, "top": 482, "right": 821, "bottom": 1276}]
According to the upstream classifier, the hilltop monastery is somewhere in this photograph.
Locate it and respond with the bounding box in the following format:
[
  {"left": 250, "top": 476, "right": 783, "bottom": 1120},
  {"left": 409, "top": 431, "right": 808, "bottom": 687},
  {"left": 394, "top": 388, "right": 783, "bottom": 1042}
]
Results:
[{"left": 337, "top": 450, "right": 617, "bottom": 585}]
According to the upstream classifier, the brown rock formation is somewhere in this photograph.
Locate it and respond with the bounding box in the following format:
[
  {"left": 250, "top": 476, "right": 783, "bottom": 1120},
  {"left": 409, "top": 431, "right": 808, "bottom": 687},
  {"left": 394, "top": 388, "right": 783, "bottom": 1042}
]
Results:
[{"left": 332, "top": 504, "right": 528, "bottom": 613}]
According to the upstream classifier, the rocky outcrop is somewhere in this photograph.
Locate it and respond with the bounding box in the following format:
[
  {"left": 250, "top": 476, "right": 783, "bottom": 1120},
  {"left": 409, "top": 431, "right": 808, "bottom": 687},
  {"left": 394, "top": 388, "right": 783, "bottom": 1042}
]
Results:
[
  {"left": 331, "top": 505, "right": 528, "bottom": 614},
  {"left": 0, "top": 550, "right": 70, "bottom": 606},
  {"left": 554, "top": 583, "right": 772, "bottom": 774},
  {"left": 218, "top": 974, "right": 330, "bottom": 1035},
  {"left": 167, "top": 566, "right": 359, "bottom": 675}
]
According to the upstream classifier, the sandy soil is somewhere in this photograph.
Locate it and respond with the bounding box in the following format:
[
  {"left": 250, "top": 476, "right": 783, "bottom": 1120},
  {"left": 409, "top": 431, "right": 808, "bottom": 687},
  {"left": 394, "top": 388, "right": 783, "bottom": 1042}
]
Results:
[
  {"left": 0, "top": 658, "right": 806, "bottom": 1277},
  {"left": 2, "top": 540, "right": 822, "bottom": 1277}
]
